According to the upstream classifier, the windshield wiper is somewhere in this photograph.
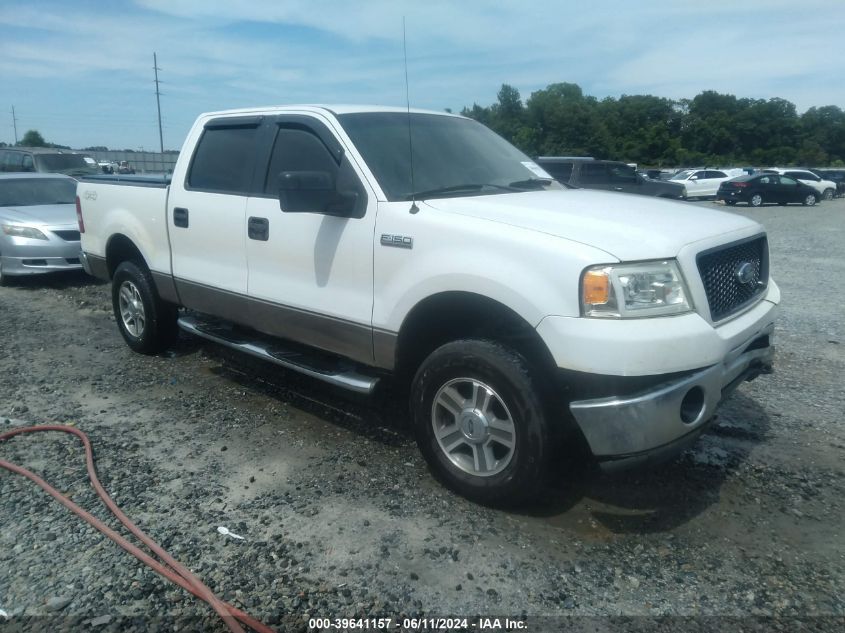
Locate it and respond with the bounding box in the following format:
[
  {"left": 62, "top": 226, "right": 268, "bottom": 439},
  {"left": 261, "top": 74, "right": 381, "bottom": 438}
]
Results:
[{"left": 507, "top": 178, "right": 552, "bottom": 190}]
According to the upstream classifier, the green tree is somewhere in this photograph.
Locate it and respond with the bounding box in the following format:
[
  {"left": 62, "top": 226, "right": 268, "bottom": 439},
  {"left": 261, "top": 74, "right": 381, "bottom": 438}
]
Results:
[{"left": 20, "top": 129, "right": 47, "bottom": 147}]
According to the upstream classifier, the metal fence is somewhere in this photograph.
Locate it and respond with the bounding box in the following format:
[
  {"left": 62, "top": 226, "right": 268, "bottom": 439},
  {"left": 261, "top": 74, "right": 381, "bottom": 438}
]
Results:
[{"left": 79, "top": 150, "right": 179, "bottom": 174}]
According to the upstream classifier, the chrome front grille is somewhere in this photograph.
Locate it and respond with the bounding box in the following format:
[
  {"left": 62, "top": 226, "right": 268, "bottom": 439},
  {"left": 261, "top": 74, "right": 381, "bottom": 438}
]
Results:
[{"left": 697, "top": 235, "right": 768, "bottom": 321}]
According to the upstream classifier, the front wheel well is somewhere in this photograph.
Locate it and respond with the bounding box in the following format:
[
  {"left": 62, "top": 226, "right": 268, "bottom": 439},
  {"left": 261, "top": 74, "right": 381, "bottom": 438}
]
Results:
[
  {"left": 105, "top": 234, "right": 147, "bottom": 278},
  {"left": 393, "top": 292, "right": 556, "bottom": 382}
]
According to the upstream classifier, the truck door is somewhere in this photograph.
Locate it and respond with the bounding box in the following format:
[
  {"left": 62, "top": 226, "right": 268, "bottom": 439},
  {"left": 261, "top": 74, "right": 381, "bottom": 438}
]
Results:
[
  {"left": 244, "top": 114, "right": 377, "bottom": 365},
  {"left": 168, "top": 116, "right": 263, "bottom": 322},
  {"left": 578, "top": 162, "right": 611, "bottom": 191}
]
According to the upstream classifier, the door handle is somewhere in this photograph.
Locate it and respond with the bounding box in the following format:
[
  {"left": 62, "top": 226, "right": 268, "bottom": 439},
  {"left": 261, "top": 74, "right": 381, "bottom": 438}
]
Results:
[
  {"left": 248, "top": 216, "right": 269, "bottom": 241},
  {"left": 173, "top": 207, "right": 189, "bottom": 228}
]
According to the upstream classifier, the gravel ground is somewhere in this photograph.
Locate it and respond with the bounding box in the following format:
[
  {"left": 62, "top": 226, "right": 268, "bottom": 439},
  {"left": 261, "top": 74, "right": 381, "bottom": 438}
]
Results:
[{"left": 1, "top": 197, "right": 843, "bottom": 632}]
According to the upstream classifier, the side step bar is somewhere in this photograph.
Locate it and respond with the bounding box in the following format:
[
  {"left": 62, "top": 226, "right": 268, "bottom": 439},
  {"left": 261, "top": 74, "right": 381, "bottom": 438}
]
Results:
[{"left": 177, "top": 315, "right": 380, "bottom": 394}]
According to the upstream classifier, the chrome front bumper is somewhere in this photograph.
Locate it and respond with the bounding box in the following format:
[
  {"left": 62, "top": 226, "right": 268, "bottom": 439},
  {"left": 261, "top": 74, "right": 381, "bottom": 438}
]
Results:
[{"left": 569, "top": 322, "right": 774, "bottom": 464}]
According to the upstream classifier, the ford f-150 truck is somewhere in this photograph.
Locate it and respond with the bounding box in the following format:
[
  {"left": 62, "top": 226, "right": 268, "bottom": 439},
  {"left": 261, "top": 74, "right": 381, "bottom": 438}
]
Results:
[{"left": 77, "top": 105, "right": 778, "bottom": 504}]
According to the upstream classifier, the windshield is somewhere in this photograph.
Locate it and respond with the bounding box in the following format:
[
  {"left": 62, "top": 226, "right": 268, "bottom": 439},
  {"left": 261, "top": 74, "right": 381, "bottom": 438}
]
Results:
[
  {"left": 0, "top": 178, "right": 77, "bottom": 206},
  {"left": 34, "top": 153, "right": 97, "bottom": 174},
  {"left": 338, "top": 112, "right": 559, "bottom": 201},
  {"left": 670, "top": 170, "right": 693, "bottom": 181}
]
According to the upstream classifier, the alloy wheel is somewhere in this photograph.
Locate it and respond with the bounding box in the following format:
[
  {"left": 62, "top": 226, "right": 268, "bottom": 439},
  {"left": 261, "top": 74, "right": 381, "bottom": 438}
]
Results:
[{"left": 118, "top": 280, "right": 146, "bottom": 338}]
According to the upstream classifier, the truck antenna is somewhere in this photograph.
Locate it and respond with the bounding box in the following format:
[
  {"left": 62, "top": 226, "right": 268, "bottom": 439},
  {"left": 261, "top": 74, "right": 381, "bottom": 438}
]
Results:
[{"left": 403, "top": 17, "right": 419, "bottom": 214}]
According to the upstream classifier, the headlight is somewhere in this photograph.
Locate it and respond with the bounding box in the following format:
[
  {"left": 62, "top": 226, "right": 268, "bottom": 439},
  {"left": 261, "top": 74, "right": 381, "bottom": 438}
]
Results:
[
  {"left": 1, "top": 224, "right": 48, "bottom": 240},
  {"left": 581, "top": 260, "right": 692, "bottom": 318}
]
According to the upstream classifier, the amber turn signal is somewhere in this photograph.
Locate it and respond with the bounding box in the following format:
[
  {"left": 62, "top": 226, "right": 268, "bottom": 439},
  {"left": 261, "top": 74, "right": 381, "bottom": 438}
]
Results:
[{"left": 583, "top": 269, "right": 610, "bottom": 305}]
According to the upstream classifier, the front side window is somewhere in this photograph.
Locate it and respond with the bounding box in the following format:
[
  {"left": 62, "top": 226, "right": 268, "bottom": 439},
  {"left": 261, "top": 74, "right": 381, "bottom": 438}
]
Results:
[
  {"left": 670, "top": 170, "right": 693, "bottom": 181},
  {"left": 780, "top": 176, "right": 797, "bottom": 185},
  {"left": 608, "top": 164, "right": 637, "bottom": 183},
  {"left": 188, "top": 124, "right": 259, "bottom": 194},
  {"left": 263, "top": 125, "right": 366, "bottom": 217},
  {"left": 338, "top": 112, "right": 558, "bottom": 201}
]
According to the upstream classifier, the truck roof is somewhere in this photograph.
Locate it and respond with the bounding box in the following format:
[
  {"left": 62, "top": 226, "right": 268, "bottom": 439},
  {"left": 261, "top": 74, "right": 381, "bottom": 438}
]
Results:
[{"left": 199, "top": 104, "right": 464, "bottom": 118}]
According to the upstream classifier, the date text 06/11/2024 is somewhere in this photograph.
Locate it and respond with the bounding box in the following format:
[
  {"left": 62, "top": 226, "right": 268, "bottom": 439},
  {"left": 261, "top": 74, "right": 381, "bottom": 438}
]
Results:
[{"left": 307, "top": 617, "right": 528, "bottom": 630}]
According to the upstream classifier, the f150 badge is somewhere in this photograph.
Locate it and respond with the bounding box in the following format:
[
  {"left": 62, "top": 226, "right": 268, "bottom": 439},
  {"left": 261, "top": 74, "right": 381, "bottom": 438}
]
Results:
[{"left": 380, "top": 234, "right": 413, "bottom": 249}]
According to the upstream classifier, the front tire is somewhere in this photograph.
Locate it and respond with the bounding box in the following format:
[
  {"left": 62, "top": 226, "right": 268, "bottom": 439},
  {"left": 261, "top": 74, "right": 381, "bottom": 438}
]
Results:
[
  {"left": 410, "top": 339, "right": 552, "bottom": 506},
  {"left": 112, "top": 260, "right": 178, "bottom": 354},
  {"left": 803, "top": 193, "right": 818, "bottom": 207},
  {"left": 822, "top": 188, "right": 834, "bottom": 201}
]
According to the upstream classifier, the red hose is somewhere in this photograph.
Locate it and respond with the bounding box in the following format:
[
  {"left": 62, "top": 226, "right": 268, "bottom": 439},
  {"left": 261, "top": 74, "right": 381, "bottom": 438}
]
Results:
[{"left": 0, "top": 424, "right": 275, "bottom": 633}]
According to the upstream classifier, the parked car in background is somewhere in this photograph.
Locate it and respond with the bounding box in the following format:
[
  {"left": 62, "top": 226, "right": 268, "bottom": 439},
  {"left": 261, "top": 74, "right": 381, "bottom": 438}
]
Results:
[
  {"left": 98, "top": 160, "right": 116, "bottom": 174},
  {"left": 763, "top": 168, "right": 836, "bottom": 200},
  {"left": 810, "top": 168, "right": 844, "bottom": 197},
  {"left": 117, "top": 161, "right": 136, "bottom": 175},
  {"left": 0, "top": 173, "right": 83, "bottom": 284},
  {"left": 535, "top": 157, "right": 685, "bottom": 198},
  {"left": 669, "top": 169, "right": 743, "bottom": 199},
  {"left": 0, "top": 148, "right": 100, "bottom": 178},
  {"left": 717, "top": 173, "right": 819, "bottom": 207}
]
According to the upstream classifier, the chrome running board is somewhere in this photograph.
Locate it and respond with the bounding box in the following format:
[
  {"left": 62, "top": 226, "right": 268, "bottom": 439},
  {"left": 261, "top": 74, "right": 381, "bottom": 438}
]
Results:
[{"left": 177, "top": 315, "right": 380, "bottom": 394}]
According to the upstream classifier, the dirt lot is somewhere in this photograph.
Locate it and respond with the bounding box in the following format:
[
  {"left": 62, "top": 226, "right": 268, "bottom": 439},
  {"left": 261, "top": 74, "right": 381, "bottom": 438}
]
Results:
[{"left": 1, "top": 198, "right": 843, "bottom": 632}]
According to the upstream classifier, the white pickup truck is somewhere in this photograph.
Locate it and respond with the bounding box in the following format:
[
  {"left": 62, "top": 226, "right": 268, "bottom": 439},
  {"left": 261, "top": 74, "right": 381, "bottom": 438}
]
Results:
[{"left": 77, "top": 105, "right": 778, "bottom": 504}]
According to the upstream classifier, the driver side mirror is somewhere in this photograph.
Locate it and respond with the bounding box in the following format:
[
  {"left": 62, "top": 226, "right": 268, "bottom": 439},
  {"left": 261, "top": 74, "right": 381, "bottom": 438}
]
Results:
[
  {"left": 689, "top": 175, "right": 699, "bottom": 181},
  {"left": 278, "top": 171, "right": 358, "bottom": 217}
]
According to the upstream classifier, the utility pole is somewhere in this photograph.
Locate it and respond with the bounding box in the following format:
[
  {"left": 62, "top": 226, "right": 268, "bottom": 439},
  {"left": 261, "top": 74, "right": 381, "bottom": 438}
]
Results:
[
  {"left": 11, "top": 105, "right": 18, "bottom": 144},
  {"left": 153, "top": 53, "right": 165, "bottom": 173}
]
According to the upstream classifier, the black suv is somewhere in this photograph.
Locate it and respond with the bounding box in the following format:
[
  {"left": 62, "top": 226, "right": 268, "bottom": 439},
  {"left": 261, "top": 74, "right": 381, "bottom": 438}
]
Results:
[
  {"left": 0, "top": 147, "right": 99, "bottom": 178},
  {"left": 536, "top": 157, "right": 685, "bottom": 199}
]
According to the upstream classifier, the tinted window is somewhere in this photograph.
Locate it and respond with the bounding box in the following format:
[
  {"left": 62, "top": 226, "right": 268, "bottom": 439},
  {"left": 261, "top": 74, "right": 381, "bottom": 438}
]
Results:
[
  {"left": 706, "top": 171, "right": 727, "bottom": 178},
  {"left": 188, "top": 125, "right": 259, "bottom": 193},
  {"left": 780, "top": 176, "right": 798, "bottom": 185},
  {"left": 21, "top": 155, "right": 35, "bottom": 172},
  {"left": 539, "top": 162, "right": 573, "bottom": 182},
  {"left": 579, "top": 163, "right": 608, "bottom": 184},
  {"left": 263, "top": 125, "right": 366, "bottom": 216},
  {"left": 0, "top": 178, "right": 76, "bottom": 206},
  {"left": 608, "top": 164, "right": 637, "bottom": 183},
  {"left": 2, "top": 151, "right": 24, "bottom": 172},
  {"left": 35, "top": 154, "right": 89, "bottom": 171}
]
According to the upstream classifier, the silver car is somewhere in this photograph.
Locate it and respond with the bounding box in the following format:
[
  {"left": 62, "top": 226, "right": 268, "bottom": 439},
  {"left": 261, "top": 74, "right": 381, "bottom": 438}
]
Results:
[{"left": 0, "top": 173, "right": 83, "bottom": 285}]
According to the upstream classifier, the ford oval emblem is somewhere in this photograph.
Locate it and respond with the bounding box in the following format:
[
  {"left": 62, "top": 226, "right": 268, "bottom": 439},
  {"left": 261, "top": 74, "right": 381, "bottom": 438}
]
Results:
[{"left": 735, "top": 261, "right": 756, "bottom": 285}]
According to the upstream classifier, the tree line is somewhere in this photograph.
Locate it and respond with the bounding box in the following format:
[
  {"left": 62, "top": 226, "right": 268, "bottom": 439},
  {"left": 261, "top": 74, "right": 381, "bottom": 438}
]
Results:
[{"left": 461, "top": 83, "right": 845, "bottom": 167}]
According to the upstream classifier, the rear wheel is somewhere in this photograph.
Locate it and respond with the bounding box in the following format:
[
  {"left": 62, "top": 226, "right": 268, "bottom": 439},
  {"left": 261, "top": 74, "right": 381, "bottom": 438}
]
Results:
[
  {"left": 750, "top": 193, "right": 764, "bottom": 207},
  {"left": 803, "top": 193, "right": 818, "bottom": 207},
  {"left": 112, "top": 260, "right": 178, "bottom": 354},
  {"left": 410, "top": 339, "right": 552, "bottom": 506}
]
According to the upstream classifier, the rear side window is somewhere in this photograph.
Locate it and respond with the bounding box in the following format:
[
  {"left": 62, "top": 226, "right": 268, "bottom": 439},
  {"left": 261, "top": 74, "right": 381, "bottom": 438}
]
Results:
[
  {"left": 188, "top": 124, "right": 260, "bottom": 194},
  {"left": 786, "top": 171, "right": 817, "bottom": 181},
  {"left": 579, "top": 163, "right": 608, "bottom": 184},
  {"left": 1, "top": 151, "right": 24, "bottom": 172},
  {"left": 706, "top": 171, "right": 727, "bottom": 178},
  {"left": 539, "top": 162, "right": 573, "bottom": 182}
]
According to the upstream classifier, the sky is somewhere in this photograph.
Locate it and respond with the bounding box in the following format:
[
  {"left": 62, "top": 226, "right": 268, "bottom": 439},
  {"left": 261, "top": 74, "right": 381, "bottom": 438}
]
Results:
[{"left": 1, "top": 0, "right": 843, "bottom": 151}]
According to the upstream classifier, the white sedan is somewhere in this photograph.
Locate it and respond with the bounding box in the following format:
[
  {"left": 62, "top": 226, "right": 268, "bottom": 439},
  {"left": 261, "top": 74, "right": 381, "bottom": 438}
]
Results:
[{"left": 670, "top": 169, "right": 743, "bottom": 199}]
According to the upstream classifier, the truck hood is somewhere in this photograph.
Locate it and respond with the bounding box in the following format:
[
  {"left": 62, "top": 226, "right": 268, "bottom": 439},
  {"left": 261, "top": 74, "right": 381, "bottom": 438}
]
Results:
[
  {"left": 0, "top": 203, "right": 78, "bottom": 227},
  {"left": 424, "top": 189, "right": 760, "bottom": 261}
]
